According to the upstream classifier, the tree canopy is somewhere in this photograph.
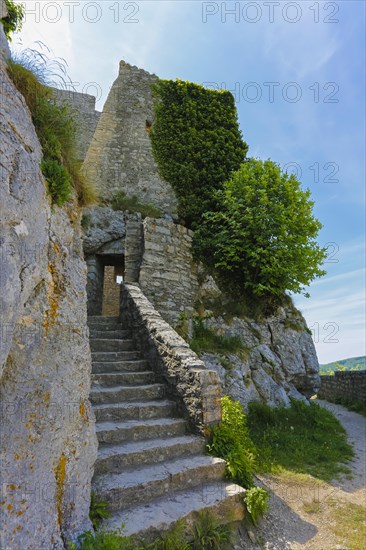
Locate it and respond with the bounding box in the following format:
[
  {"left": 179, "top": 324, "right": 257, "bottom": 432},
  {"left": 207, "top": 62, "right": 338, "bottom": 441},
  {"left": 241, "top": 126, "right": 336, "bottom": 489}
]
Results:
[{"left": 194, "top": 158, "right": 327, "bottom": 302}]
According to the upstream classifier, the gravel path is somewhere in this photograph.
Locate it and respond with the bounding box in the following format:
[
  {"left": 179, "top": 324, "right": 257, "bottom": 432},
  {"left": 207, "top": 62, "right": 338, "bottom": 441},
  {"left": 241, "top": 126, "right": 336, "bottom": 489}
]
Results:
[
  {"left": 317, "top": 399, "right": 366, "bottom": 499},
  {"left": 235, "top": 400, "right": 366, "bottom": 549}
]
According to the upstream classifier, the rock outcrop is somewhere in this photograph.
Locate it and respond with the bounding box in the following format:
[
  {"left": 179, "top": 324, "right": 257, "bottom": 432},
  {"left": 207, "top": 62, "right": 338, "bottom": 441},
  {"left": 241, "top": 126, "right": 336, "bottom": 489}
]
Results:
[
  {"left": 0, "top": 14, "right": 97, "bottom": 548},
  {"left": 201, "top": 305, "right": 320, "bottom": 408}
]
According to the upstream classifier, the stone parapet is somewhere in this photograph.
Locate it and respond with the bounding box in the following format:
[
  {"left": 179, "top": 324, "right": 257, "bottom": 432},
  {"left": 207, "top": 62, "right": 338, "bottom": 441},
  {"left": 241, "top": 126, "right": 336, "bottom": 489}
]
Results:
[
  {"left": 318, "top": 370, "right": 366, "bottom": 404},
  {"left": 120, "top": 284, "right": 222, "bottom": 433}
]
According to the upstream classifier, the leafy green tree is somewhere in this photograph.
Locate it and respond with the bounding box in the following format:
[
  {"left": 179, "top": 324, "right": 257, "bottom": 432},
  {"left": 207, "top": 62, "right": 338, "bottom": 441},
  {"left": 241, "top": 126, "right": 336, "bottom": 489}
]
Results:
[
  {"left": 194, "top": 158, "right": 327, "bottom": 302},
  {"left": 2, "top": 0, "right": 25, "bottom": 41}
]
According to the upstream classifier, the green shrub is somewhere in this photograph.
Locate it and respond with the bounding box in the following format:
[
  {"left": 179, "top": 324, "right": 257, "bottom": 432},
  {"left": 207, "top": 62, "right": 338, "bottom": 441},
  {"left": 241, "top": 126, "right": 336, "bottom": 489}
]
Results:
[
  {"left": 2, "top": 0, "right": 24, "bottom": 40},
  {"left": 89, "top": 491, "right": 111, "bottom": 530},
  {"left": 190, "top": 320, "right": 245, "bottom": 357},
  {"left": 150, "top": 79, "right": 248, "bottom": 227},
  {"left": 111, "top": 191, "right": 162, "bottom": 218},
  {"left": 194, "top": 158, "right": 327, "bottom": 302},
  {"left": 6, "top": 51, "right": 97, "bottom": 207},
  {"left": 190, "top": 510, "right": 233, "bottom": 549},
  {"left": 208, "top": 396, "right": 256, "bottom": 488},
  {"left": 247, "top": 399, "right": 354, "bottom": 480},
  {"left": 243, "top": 487, "right": 269, "bottom": 526}
]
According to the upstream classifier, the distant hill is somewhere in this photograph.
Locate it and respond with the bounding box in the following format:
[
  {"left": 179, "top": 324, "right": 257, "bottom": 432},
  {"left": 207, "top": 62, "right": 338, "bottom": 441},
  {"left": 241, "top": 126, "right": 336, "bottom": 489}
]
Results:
[{"left": 320, "top": 356, "right": 366, "bottom": 375}]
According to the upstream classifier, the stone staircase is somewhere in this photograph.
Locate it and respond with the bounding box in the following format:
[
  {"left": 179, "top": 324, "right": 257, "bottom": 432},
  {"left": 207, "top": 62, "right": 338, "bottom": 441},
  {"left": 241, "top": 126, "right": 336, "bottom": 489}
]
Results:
[{"left": 88, "top": 315, "right": 245, "bottom": 538}]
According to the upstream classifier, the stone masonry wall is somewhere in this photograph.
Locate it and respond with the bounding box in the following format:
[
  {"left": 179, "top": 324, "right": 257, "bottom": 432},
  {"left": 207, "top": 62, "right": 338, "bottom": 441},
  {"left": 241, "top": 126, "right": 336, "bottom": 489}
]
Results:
[
  {"left": 52, "top": 89, "right": 101, "bottom": 163},
  {"left": 139, "top": 218, "right": 199, "bottom": 326},
  {"left": 102, "top": 266, "right": 122, "bottom": 316},
  {"left": 82, "top": 61, "right": 178, "bottom": 215},
  {"left": 318, "top": 371, "right": 366, "bottom": 404},
  {"left": 120, "top": 284, "right": 221, "bottom": 433}
]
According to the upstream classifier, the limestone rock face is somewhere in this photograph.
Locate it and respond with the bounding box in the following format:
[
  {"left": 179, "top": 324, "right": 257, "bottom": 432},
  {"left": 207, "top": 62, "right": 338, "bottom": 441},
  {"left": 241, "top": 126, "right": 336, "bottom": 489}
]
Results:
[
  {"left": 201, "top": 306, "right": 320, "bottom": 408},
  {"left": 82, "top": 60, "right": 178, "bottom": 215},
  {"left": 0, "top": 30, "right": 97, "bottom": 549},
  {"left": 82, "top": 206, "right": 127, "bottom": 255}
]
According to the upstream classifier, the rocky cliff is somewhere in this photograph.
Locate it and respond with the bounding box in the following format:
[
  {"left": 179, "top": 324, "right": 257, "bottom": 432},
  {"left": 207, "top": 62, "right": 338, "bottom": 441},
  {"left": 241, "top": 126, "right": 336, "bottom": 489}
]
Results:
[{"left": 0, "top": 7, "right": 97, "bottom": 548}]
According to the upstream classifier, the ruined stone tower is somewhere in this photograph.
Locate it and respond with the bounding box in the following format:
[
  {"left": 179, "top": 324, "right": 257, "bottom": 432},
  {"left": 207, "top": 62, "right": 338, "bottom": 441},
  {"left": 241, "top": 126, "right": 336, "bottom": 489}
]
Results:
[{"left": 83, "top": 61, "right": 178, "bottom": 215}]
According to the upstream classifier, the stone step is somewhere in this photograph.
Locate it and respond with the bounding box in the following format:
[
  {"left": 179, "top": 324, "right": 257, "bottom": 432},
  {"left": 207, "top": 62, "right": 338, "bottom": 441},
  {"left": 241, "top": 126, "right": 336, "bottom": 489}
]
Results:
[
  {"left": 93, "top": 455, "right": 226, "bottom": 512},
  {"left": 92, "top": 359, "right": 150, "bottom": 374},
  {"left": 95, "top": 435, "right": 206, "bottom": 475},
  {"left": 105, "top": 482, "right": 245, "bottom": 537},
  {"left": 89, "top": 330, "right": 131, "bottom": 340},
  {"left": 88, "top": 316, "right": 120, "bottom": 326},
  {"left": 90, "top": 339, "right": 135, "bottom": 352},
  {"left": 91, "top": 351, "right": 141, "bottom": 362},
  {"left": 90, "top": 384, "right": 166, "bottom": 405},
  {"left": 95, "top": 417, "right": 187, "bottom": 445},
  {"left": 92, "top": 371, "right": 155, "bottom": 387},
  {"left": 93, "top": 400, "right": 177, "bottom": 422}
]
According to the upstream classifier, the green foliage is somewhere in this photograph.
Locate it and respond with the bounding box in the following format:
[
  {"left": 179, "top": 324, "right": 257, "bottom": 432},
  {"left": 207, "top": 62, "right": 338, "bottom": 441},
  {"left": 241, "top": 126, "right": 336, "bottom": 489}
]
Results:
[
  {"left": 243, "top": 487, "right": 269, "bottom": 526},
  {"left": 320, "top": 356, "right": 366, "bottom": 375},
  {"left": 144, "top": 520, "right": 191, "bottom": 550},
  {"left": 111, "top": 191, "right": 162, "bottom": 218},
  {"left": 175, "top": 312, "right": 190, "bottom": 341},
  {"left": 78, "top": 527, "right": 138, "bottom": 550},
  {"left": 190, "top": 319, "right": 245, "bottom": 357},
  {"left": 6, "top": 51, "right": 97, "bottom": 207},
  {"left": 194, "top": 158, "right": 327, "bottom": 302},
  {"left": 89, "top": 491, "right": 111, "bottom": 530},
  {"left": 2, "top": 0, "right": 24, "bottom": 40},
  {"left": 150, "top": 79, "right": 248, "bottom": 227},
  {"left": 40, "top": 159, "right": 72, "bottom": 206},
  {"left": 208, "top": 396, "right": 256, "bottom": 488},
  {"left": 247, "top": 399, "right": 354, "bottom": 481},
  {"left": 190, "top": 510, "right": 233, "bottom": 549}
]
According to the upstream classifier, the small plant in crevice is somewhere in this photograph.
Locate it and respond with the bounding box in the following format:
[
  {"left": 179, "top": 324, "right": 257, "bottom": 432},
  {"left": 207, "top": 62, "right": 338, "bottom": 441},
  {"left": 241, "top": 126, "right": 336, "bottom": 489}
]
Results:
[
  {"left": 243, "top": 487, "right": 269, "bottom": 526},
  {"left": 175, "top": 312, "right": 190, "bottom": 342},
  {"left": 190, "top": 510, "right": 233, "bottom": 549},
  {"left": 110, "top": 191, "right": 162, "bottom": 218},
  {"left": 208, "top": 396, "right": 256, "bottom": 489},
  {"left": 89, "top": 491, "right": 111, "bottom": 530},
  {"left": 189, "top": 319, "right": 246, "bottom": 358}
]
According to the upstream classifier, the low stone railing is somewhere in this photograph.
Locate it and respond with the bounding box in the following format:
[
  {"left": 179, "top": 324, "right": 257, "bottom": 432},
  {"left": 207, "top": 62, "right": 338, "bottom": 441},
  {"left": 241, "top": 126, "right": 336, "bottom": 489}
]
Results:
[
  {"left": 120, "top": 283, "right": 222, "bottom": 434},
  {"left": 318, "top": 370, "right": 366, "bottom": 404}
]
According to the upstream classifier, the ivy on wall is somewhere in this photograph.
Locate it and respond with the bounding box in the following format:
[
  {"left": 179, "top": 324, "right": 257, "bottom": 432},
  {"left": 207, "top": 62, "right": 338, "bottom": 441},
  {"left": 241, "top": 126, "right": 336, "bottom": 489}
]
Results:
[{"left": 150, "top": 79, "right": 248, "bottom": 228}]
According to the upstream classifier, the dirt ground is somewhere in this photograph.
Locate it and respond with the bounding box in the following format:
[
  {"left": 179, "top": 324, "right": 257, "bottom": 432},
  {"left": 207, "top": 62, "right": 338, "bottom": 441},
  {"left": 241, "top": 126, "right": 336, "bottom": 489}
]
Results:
[{"left": 236, "top": 400, "right": 366, "bottom": 549}]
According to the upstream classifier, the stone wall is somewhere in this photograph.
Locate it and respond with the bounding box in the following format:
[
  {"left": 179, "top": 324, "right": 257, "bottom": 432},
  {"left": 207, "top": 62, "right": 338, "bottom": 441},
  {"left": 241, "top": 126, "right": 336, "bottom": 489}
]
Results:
[
  {"left": 102, "top": 266, "right": 122, "bottom": 316},
  {"left": 139, "top": 218, "right": 199, "bottom": 326},
  {"left": 0, "top": 17, "right": 97, "bottom": 548},
  {"left": 82, "top": 60, "right": 178, "bottom": 215},
  {"left": 318, "top": 371, "right": 366, "bottom": 404},
  {"left": 120, "top": 284, "right": 221, "bottom": 433},
  {"left": 52, "top": 89, "right": 101, "bottom": 163}
]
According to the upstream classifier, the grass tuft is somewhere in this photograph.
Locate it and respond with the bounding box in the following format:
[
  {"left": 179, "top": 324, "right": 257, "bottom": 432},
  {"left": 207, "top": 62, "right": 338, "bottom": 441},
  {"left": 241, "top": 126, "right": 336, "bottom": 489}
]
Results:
[{"left": 190, "top": 319, "right": 248, "bottom": 358}]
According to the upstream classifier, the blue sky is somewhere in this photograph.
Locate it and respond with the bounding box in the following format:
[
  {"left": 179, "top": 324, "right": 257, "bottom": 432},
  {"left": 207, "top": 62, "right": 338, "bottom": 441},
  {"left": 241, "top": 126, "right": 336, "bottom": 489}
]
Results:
[{"left": 14, "top": 1, "right": 365, "bottom": 363}]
